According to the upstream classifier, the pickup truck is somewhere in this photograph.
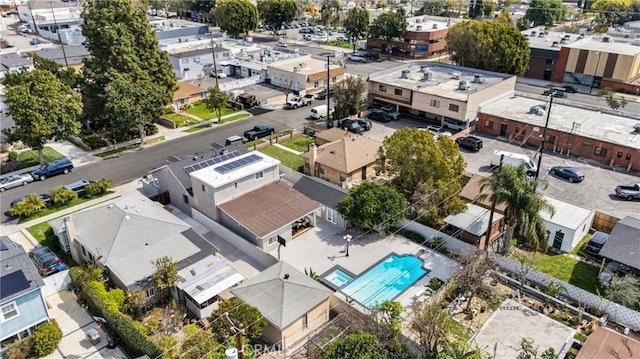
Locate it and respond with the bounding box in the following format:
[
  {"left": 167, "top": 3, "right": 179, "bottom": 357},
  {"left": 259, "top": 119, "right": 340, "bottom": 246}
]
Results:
[
  {"left": 615, "top": 183, "right": 640, "bottom": 201},
  {"left": 244, "top": 125, "right": 275, "bottom": 141},
  {"left": 286, "top": 96, "right": 312, "bottom": 109}
]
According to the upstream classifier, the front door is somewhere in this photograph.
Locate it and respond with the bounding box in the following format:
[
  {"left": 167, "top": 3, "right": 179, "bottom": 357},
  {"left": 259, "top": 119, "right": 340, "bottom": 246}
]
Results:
[
  {"left": 552, "top": 230, "right": 564, "bottom": 250},
  {"left": 543, "top": 70, "right": 552, "bottom": 81},
  {"left": 361, "top": 166, "right": 367, "bottom": 180},
  {"left": 499, "top": 124, "right": 508, "bottom": 137}
]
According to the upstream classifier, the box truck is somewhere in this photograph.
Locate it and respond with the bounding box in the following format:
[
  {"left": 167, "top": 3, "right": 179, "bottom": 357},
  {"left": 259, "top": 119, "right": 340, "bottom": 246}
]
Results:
[{"left": 491, "top": 150, "right": 537, "bottom": 176}]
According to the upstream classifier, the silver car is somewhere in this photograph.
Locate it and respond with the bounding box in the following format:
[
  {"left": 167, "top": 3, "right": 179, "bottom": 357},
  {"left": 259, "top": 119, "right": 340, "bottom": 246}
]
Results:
[{"left": 0, "top": 174, "right": 34, "bottom": 192}]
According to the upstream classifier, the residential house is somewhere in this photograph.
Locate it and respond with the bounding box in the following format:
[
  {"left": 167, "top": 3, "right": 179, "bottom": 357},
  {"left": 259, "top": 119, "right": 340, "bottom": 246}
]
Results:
[
  {"left": 540, "top": 196, "right": 594, "bottom": 253},
  {"left": 367, "top": 62, "right": 516, "bottom": 129},
  {"left": 443, "top": 203, "right": 504, "bottom": 249},
  {"left": 313, "top": 127, "right": 350, "bottom": 146},
  {"left": 0, "top": 236, "right": 49, "bottom": 351},
  {"left": 0, "top": 53, "right": 34, "bottom": 79},
  {"left": 266, "top": 55, "right": 346, "bottom": 94},
  {"left": 28, "top": 45, "right": 90, "bottom": 69},
  {"left": 367, "top": 15, "right": 463, "bottom": 59},
  {"left": 302, "top": 136, "right": 382, "bottom": 189},
  {"left": 169, "top": 47, "right": 234, "bottom": 80},
  {"left": 17, "top": 0, "right": 84, "bottom": 45},
  {"left": 522, "top": 29, "right": 580, "bottom": 81},
  {"left": 476, "top": 95, "right": 640, "bottom": 171},
  {"left": 576, "top": 326, "right": 640, "bottom": 359},
  {"left": 458, "top": 173, "right": 507, "bottom": 213},
  {"left": 598, "top": 216, "right": 640, "bottom": 280},
  {"left": 48, "top": 192, "right": 215, "bottom": 305},
  {"left": 172, "top": 82, "right": 209, "bottom": 110},
  {"left": 231, "top": 261, "right": 332, "bottom": 353}
]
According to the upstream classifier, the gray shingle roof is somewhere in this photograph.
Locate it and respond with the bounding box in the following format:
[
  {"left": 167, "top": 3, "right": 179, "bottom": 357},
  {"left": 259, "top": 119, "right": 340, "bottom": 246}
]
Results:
[
  {"left": 0, "top": 53, "right": 33, "bottom": 70},
  {"left": 598, "top": 216, "right": 640, "bottom": 270},
  {"left": 292, "top": 175, "right": 347, "bottom": 210},
  {"left": 0, "top": 236, "right": 44, "bottom": 302},
  {"left": 231, "top": 261, "right": 332, "bottom": 329}
]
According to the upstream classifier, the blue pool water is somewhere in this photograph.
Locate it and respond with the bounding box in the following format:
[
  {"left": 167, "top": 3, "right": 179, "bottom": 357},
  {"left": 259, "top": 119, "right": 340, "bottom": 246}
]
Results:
[
  {"left": 324, "top": 269, "right": 354, "bottom": 288},
  {"left": 341, "top": 254, "right": 427, "bottom": 308}
]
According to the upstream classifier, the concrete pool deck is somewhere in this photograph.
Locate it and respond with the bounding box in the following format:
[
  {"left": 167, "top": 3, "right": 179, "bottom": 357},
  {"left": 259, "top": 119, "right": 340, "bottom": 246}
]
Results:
[{"left": 269, "top": 221, "right": 459, "bottom": 310}]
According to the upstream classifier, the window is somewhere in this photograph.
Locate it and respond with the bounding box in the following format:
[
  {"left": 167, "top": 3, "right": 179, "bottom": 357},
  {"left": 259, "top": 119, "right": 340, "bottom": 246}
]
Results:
[
  {"left": 617, "top": 152, "right": 623, "bottom": 159},
  {"left": 181, "top": 59, "right": 189, "bottom": 65},
  {"left": 201, "top": 184, "right": 206, "bottom": 192},
  {"left": 594, "top": 147, "right": 607, "bottom": 157},
  {"left": 332, "top": 76, "right": 337, "bottom": 83},
  {"left": 81, "top": 245, "right": 86, "bottom": 257},
  {"left": 268, "top": 236, "right": 278, "bottom": 245},
  {"left": 449, "top": 104, "right": 460, "bottom": 112},
  {"left": 326, "top": 209, "right": 337, "bottom": 224},
  {"left": 544, "top": 135, "right": 556, "bottom": 143},
  {"left": 302, "top": 313, "right": 308, "bottom": 329},
  {"left": 313, "top": 81, "right": 319, "bottom": 88},
  {"left": 146, "top": 288, "right": 155, "bottom": 299},
  {"left": 88, "top": 252, "right": 94, "bottom": 261},
  {"left": 340, "top": 173, "right": 346, "bottom": 182},
  {"left": 484, "top": 120, "right": 493, "bottom": 129},
  {"left": 626, "top": 154, "right": 632, "bottom": 161},
  {"left": 255, "top": 171, "right": 264, "bottom": 180},
  {"left": 379, "top": 85, "right": 387, "bottom": 92},
  {"left": 430, "top": 99, "right": 440, "bottom": 108},
  {"left": 545, "top": 59, "right": 555, "bottom": 65},
  {"left": 318, "top": 166, "right": 324, "bottom": 174},
  {"left": 1, "top": 302, "right": 19, "bottom": 321},
  {"left": 183, "top": 194, "right": 189, "bottom": 204},
  {"left": 394, "top": 88, "right": 403, "bottom": 96}
]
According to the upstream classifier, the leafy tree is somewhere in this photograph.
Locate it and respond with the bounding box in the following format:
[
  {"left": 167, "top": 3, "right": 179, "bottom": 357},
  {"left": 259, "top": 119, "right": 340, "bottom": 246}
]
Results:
[
  {"left": 151, "top": 256, "right": 179, "bottom": 294},
  {"left": 369, "top": 11, "right": 407, "bottom": 59},
  {"left": 158, "top": 335, "right": 179, "bottom": 359},
  {"left": 496, "top": 8, "right": 513, "bottom": 24},
  {"left": 377, "top": 128, "right": 466, "bottom": 227},
  {"left": 257, "top": 0, "right": 297, "bottom": 31},
  {"left": 192, "top": 0, "right": 216, "bottom": 13},
  {"left": 337, "top": 182, "right": 408, "bottom": 231},
  {"left": 9, "top": 193, "right": 47, "bottom": 218},
  {"left": 370, "top": 300, "right": 407, "bottom": 354},
  {"left": 28, "top": 53, "right": 81, "bottom": 89},
  {"left": 517, "top": 338, "right": 558, "bottom": 359},
  {"left": 418, "top": 0, "right": 446, "bottom": 15},
  {"left": 1, "top": 69, "right": 81, "bottom": 164},
  {"left": 319, "top": 0, "right": 341, "bottom": 27},
  {"left": 443, "top": 0, "right": 469, "bottom": 17},
  {"left": 446, "top": 20, "right": 530, "bottom": 76},
  {"left": 333, "top": 75, "right": 367, "bottom": 120},
  {"left": 523, "top": 0, "right": 567, "bottom": 26},
  {"left": 214, "top": 0, "right": 258, "bottom": 38},
  {"left": 181, "top": 328, "right": 218, "bottom": 359},
  {"left": 30, "top": 319, "right": 62, "bottom": 357},
  {"left": 605, "top": 275, "right": 640, "bottom": 308},
  {"left": 210, "top": 298, "right": 267, "bottom": 343},
  {"left": 410, "top": 300, "right": 449, "bottom": 357},
  {"left": 323, "top": 332, "right": 384, "bottom": 359},
  {"left": 591, "top": 0, "right": 634, "bottom": 26},
  {"left": 343, "top": 7, "right": 369, "bottom": 52},
  {"left": 597, "top": 88, "right": 630, "bottom": 109},
  {"left": 452, "top": 249, "right": 494, "bottom": 311},
  {"left": 206, "top": 87, "right": 230, "bottom": 123},
  {"left": 81, "top": 0, "right": 177, "bottom": 133},
  {"left": 478, "top": 163, "right": 555, "bottom": 254},
  {"left": 50, "top": 186, "right": 78, "bottom": 205}
]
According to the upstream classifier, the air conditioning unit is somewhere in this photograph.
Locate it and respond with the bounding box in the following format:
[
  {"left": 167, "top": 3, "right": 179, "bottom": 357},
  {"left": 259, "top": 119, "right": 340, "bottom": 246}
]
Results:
[
  {"left": 423, "top": 71, "right": 433, "bottom": 81},
  {"left": 473, "top": 74, "right": 483, "bottom": 83},
  {"left": 451, "top": 72, "right": 460, "bottom": 80},
  {"left": 401, "top": 70, "right": 411, "bottom": 79},
  {"left": 293, "top": 66, "right": 299, "bottom": 73},
  {"left": 603, "top": 36, "right": 611, "bottom": 42},
  {"left": 458, "top": 80, "right": 469, "bottom": 91},
  {"left": 416, "top": 25, "right": 422, "bottom": 31},
  {"left": 432, "top": 23, "right": 438, "bottom": 29}
]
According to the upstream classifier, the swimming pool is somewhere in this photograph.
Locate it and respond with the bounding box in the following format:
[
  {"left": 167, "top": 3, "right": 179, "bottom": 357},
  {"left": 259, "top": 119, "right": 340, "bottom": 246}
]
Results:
[
  {"left": 324, "top": 269, "right": 354, "bottom": 288},
  {"left": 341, "top": 254, "right": 427, "bottom": 308}
]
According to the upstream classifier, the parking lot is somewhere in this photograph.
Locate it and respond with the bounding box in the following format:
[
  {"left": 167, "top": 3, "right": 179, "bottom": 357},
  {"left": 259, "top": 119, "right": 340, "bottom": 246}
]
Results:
[{"left": 361, "top": 118, "right": 640, "bottom": 220}]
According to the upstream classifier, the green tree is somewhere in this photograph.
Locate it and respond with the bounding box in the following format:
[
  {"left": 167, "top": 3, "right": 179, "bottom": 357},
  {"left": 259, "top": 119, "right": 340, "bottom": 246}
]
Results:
[
  {"left": 81, "top": 0, "right": 177, "bottom": 132},
  {"left": 605, "top": 275, "right": 640, "bottom": 308},
  {"left": 496, "top": 8, "right": 513, "bottom": 24},
  {"left": 591, "top": 0, "right": 634, "bottom": 26},
  {"left": 377, "top": 128, "right": 466, "bottom": 227},
  {"left": 343, "top": 7, "right": 369, "bottom": 52},
  {"left": 478, "top": 164, "right": 555, "bottom": 254},
  {"left": 151, "top": 256, "right": 179, "bottom": 296},
  {"left": 369, "top": 11, "right": 407, "bottom": 59},
  {"left": 84, "top": 178, "right": 113, "bottom": 197},
  {"left": 323, "top": 332, "right": 384, "bottom": 359},
  {"left": 441, "top": 341, "right": 485, "bottom": 359},
  {"left": 319, "top": 0, "right": 341, "bottom": 27},
  {"left": 597, "top": 88, "right": 630, "bottom": 109},
  {"left": 9, "top": 193, "right": 47, "bottom": 218},
  {"left": 446, "top": 20, "right": 530, "bottom": 76},
  {"left": 214, "top": 0, "right": 258, "bottom": 38},
  {"left": 371, "top": 300, "right": 405, "bottom": 352},
  {"left": 1, "top": 69, "right": 81, "bottom": 165},
  {"left": 257, "top": 0, "right": 297, "bottom": 31},
  {"left": 337, "top": 182, "right": 408, "bottom": 231},
  {"left": 181, "top": 328, "right": 218, "bottom": 359},
  {"left": 28, "top": 53, "right": 81, "bottom": 89},
  {"left": 333, "top": 75, "right": 367, "bottom": 120},
  {"left": 410, "top": 300, "right": 449, "bottom": 357},
  {"left": 210, "top": 298, "right": 267, "bottom": 343},
  {"left": 524, "top": 0, "right": 567, "bottom": 26},
  {"left": 418, "top": 0, "right": 446, "bottom": 15},
  {"left": 517, "top": 337, "right": 558, "bottom": 359},
  {"left": 50, "top": 186, "right": 78, "bottom": 205},
  {"left": 205, "top": 87, "right": 230, "bottom": 123},
  {"left": 30, "top": 319, "right": 62, "bottom": 357}
]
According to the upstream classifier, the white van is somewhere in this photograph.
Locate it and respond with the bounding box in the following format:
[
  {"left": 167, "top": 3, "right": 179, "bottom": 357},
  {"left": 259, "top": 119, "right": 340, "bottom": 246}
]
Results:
[
  {"left": 491, "top": 150, "right": 537, "bottom": 175},
  {"left": 310, "top": 105, "right": 333, "bottom": 120}
]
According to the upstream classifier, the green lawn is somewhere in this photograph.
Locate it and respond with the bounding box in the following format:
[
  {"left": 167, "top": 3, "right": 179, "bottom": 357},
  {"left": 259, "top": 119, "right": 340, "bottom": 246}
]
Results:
[
  {"left": 17, "top": 147, "right": 64, "bottom": 169},
  {"left": 163, "top": 113, "right": 200, "bottom": 127},
  {"left": 143, "top": 136, "right": 165, "bottom": 145},
  {"left": 280, "top": 136, "right": 314, "bottom": 153},
  {"left": 27, "top": 222, "right": 77, "bottom": 266},
  {"left": 219, "top": 113, "right": 250, "bottom": 124},
  {"left": 259, "top": 146, "right": 304, "bottom": 170},
  {"left": 531, "top": 253, "right": 601, "bottom": 294},
  {"left": 326, "top": 40, "right": 353, "bottom": 50},
  {"left": 571, "top": 233, "right": 593, "bottom": 256},
  {"left": 183, "top": 124, "right": 210, "bottom": 133},
  {"left": 186, "top": 103, "right": 236, "bottom": 120},
  {"left": 245, "top": 139, "right": 266, "bottom": 148}
]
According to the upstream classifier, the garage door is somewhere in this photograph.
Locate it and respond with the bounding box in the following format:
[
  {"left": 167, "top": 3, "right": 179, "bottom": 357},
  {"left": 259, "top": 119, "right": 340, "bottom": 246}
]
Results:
[{"left": 42, "top": 270, "right": 71, "bottom": 298}]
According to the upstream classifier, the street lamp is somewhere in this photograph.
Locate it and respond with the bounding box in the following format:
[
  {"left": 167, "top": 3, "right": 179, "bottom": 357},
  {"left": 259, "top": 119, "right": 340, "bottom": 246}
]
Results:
[
  {"left": 589, "top": 51, "right": 602, "bottom": 94},
  {"left": 344, "top": 234, "right": 352, "bottom": 257}
]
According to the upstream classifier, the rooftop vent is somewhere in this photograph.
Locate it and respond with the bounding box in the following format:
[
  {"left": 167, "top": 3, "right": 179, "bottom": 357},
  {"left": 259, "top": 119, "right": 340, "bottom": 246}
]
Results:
[
  {"left": 603, "top": 36, "right": 611, "bottom": 43},
  {"left": 293, "top": 66, "right": 299, "bottom": 72},
  {"left": 538, "top": 32, "right": 545, "bottom": 38},
  {"left": 560, "top": 38, "right": 566, "bottom": 44},
  {"left": 451, "top": 72, "right": 460, "bottom": 80},
  {"left": 473, "top": 74, "right": 484, "bottom": 83},
  {"left": 420, "top": 65, "right": 429, "bottom": 72},
  {"left": 578, "top": 33, "right": 585, "bottom": 39},
  {"left": 531, "top": 31, "right": 537, "bottom": 37},
  {"left": 634, "top": 124, "right": 640, "bottom": 133},
  {"left": 529, "top": 105, "right": 545, "bottom": 116},
  {"left": 401, "top": 69, "right": 411, "bottom": 79},
  {"left": 446, "top": 18, "right": 452, "bottom": 26},
  {"left": 416, "top": 18, "right": 422, "bottom": 23},
  {"left": 423, "top": 71, "right": 433, "bottom": 81},
  {"left": 107, "top": 204, "right": 114, "bottom": 209},
  {"left": 432, "top": 23, "right": 438, "bottom": 29},
  {"left": 283, "top": 274, "right": 290, "bottom": 280},
  {"left": 552, "top": 41, "right": 559, "bottom": 47},
  {"left": 564, "top": 34, "right": 571, "bottom": 40},
  {"left": 416, "top": 25, "right": 422, "bottom": 31},
  {"left": 124, "top": 215, "right": 131, "bottom": 222},
  {"left": 458, "top": 80, "right": 469, "bottom": 91}
]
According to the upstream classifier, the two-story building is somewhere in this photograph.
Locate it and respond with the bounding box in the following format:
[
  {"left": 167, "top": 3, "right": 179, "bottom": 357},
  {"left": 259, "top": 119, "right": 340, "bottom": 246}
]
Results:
[
  {"left": 169, "top": 47, "right": 234, "bottom": 80},
  {"left": 17, "top": 0, "right": 84, "bottom": 45},
  {"left": 367, "top": 62, "right": 516, "bottom": 129},
  {"left": 522, "top": 28, "right": 581, "bottom": 81},
  {"left": 266, "top": 55, "right": 346, "bottom": 94},
  {"left": 0, "top": 236, "right": 49, "bottom": 352}
]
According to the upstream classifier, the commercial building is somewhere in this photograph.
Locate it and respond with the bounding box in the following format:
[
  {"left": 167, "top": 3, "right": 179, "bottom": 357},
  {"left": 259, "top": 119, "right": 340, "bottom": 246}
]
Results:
[
  {"left": 266, "top": 55, "right": 346, "bottom": 94},
  {"left": 168, "top": 47, "right": 234, "bottom": 80},
  {"left": 522, "top": 28, "right": 581, "bottom": 81},
  {"left": 17, "top": 0, "right": 84, "bottom": 45}
]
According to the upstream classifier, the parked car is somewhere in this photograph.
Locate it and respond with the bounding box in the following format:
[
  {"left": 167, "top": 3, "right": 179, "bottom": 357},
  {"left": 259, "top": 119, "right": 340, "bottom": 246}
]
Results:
[
  {"left": 584, "top": 231, "right": 609, "bottom": 256},
  {"left": 337, "top": 35, "right": 349, "bottom": 42},
  {"left": 236, "top": 94, "right": 261, "bottom": 109},
  {"left": 562, "top": 85, "right": 578, "bottom": 93},
  {"left": 64, "top": 179, "right": 95, "bottom": 197},
  {"left": 615, "top": 183, "right": 640, "bottom": 200},
  {"left": 549, "top": 166, "right": 585, "bottom": 183},
  {"left": 347, "top": 54, "right": 367, "bottom": 62},
  {"left": 341, "top": 120, "right": 365, "bottom": 135},
  {"left": 29, "top": 37, "right": 41, "bottom": 45},
  {"left": 302, "top": 34, "right": 313, "bottom": 41},
  {"left": 275, "top": 41, "right": 287, "bottom": 48},
  {"left": 443, "top": 120, "right": 467, "bottom": 132},
  {"left": 225, "top": 135, "right": 248, "bottom": 146},
  {"left": 244, "top": 125, "right": 275, "bottom": 141},
  {"left": 371, "top": 105, "right": 400, "bottom": 120},
  {"left": 363, "top": 52, "right": 380, "bottom": 60},
  {"left": 0, "top": 174, "right": 34, "bottom": 192},
  {"left": 455, "top": 136, "right": 483, "bottom": 152},
  {"left": 29, "top": 246, "right": 67, "bottom": 276},
  {"left": 316, "top": 88, "right": 333, "bottom": 100},
  {"left": 32, "top": 157, "right": 74, "bottom": 181},
  {"left": 356, "top": 118, "right": 372, "bottom": 131},
  {"left": 425, "top": 126, "right": 452, "bottom": 137},
  {"left": 367, "top": 111, "right": 391, "bottom": 123},
  {"left": 286, "top": 96, "right": 312, "bottom": 109},
  {"left": 542, "top": 88, "right": 567, "bottom": 98},
  {"left": 11, "top": 193, "right": 51, "bottom": 207}
]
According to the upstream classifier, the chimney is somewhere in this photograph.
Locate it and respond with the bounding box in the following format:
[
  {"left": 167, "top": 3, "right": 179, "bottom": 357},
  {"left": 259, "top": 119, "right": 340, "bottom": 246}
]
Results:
[
  {"left": 63, "top": 216, "right": 81, "bottom": 262},
  {"left": 309, "top": 143, "right": 318, "bottom": 176}
]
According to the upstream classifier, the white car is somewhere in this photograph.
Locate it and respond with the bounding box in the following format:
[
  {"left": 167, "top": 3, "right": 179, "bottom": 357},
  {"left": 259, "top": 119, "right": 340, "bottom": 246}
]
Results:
[
  {"left": 275, "top": 41, "right": 287, "bottom": 48},
  {"left": 0, "top": 174, "right": 34, "bottom": 192},
  {"left": 337, "top": 35, "right": 349, "bottom": 42},
  {"left": 425, "top": 126, "right": 453, "bottom": 137},
  {"left": 210, "top": 69, "right": 227, "bottom": 78},
  {"left": 347, "top": 54, "right": 367, "bottom": 63},
  {"left": 443, "top": 120, "right": 467, "bottom": 132}
]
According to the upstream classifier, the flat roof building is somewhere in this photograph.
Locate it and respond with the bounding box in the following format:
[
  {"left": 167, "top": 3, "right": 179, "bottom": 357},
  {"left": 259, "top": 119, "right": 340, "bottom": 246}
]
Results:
[
  {"left": 267, "top": 55, "right": 346, "bottom": 94},
  {"left": 522, "top": 28, "right": 582, "bottom": 81}
]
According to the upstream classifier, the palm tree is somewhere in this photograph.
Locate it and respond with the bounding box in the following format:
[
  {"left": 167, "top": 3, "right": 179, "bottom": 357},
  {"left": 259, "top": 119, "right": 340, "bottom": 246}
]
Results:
[
  {"left": 477, "top": 164, "right": 555, "bottom": 254},
  {"left": 605, "top": 275, "right": 640, "bottom": 308},
  {"left": 441, "top": 341, "right": 484, "bottom": 359},
  {"left": 9, "top": 193, "right": 47, "bottom": 217}
]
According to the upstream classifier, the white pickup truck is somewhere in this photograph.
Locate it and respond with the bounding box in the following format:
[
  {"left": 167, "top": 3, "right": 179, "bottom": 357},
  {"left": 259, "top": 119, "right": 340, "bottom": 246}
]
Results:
[
  {"left": 615, "top": 183, "right": 640, "bottom": 201},
  {"left": 286, "top": 96, "right": 312, "bottom": 109}
]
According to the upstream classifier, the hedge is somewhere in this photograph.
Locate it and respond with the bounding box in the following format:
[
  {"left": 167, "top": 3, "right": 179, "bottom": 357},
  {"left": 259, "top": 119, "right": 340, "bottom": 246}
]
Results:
[{"left": 70, "top": 267, "right": 161, "bottom": 357}]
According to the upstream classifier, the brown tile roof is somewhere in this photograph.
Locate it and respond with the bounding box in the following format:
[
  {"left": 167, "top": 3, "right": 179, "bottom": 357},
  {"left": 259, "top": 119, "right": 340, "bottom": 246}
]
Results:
[
  {"left": 218, "top": 182, "right": 320, "bottom": 238},
  {"left": 315, "top": 127, "right": 350, "bottom": 143},
  {"left": 459, "top": 173, "right": 507, "bottom": 213},
  {"left": 173, "top": 82, "right": 208, "bottom": 101},
  {"left": 304, "top": 135, "right": 382, "bottom": 174},
  {"left": 576, "top": 327, "right": 640, "bottom": 359}
]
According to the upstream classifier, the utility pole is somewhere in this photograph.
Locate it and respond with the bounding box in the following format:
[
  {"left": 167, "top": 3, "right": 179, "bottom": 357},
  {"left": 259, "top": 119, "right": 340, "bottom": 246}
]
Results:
[
  {"left": 483, "top": 154, "right": 503, "bottom": 252},
  {"left": 235, "top": 322, "right": 244, "bottom": 359},
  {"left": 50, "top": 2, "right": 69, "bottom": 68},
  {"left": 325, "top": 54, "right": 332, "bottom": 125},
  {"left": 535, "top": 93, "right": 554, "bottom": 181},
  {"left": 209, "top": 31, "right": 219, "bottom": 89}
]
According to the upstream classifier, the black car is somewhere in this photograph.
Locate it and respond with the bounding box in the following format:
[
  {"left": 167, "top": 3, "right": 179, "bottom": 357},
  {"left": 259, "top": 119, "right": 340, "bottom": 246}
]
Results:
[
  {"left": 11, "top": 193, "right": 52, "bottom": 207},
  {"left": 29, "top": 247, "right": 67, "bottom": 276},
  {"left": 542, "top": 89, "right": 567, "bottom": 98},
  {"left": 584, "top": 231, "right": 609, "bottom": 256},
  {"left": 363, "top": 52, "right": 379, "bottom": 60},
  {"left": 455, "top": 136, "right": 483, "bottom": 152},
  {"left": 367, "top": 111, "right": 391, "bottom": 123},
  {"left": 316, "top": 88, "right": 333, "bottom": 100},
  {"left": 562, "top": 85, "right": 578, "bottom": 93},
  {"left": 356, "top": 118, "right": 372, "bottom": 131},
  {"left": 549, "top": 166, "right": 585, "bottom": 183},
  {"left": 340, "top": 120, "right": 365, "bottom": 134}
]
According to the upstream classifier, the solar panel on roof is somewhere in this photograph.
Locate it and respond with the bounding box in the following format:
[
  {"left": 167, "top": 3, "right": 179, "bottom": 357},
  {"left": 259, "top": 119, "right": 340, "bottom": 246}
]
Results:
[
  {"left": 214, "top": 154, "right": 262, "bottom": 174},
  {"left": 0, "top": 270, "right": 30, "bottom": 300},
  {"left": 0, "top": 240, "right": 8, "bottom": 251},
  {"left": 183, "top": 150, "right": 243, "bottom": 175}
]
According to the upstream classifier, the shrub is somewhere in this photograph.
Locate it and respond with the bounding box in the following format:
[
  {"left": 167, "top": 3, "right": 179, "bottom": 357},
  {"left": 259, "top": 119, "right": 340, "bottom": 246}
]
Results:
[
  {"left": 81, "top": 134, "right": 108, "bottom": 150},
  {"left": 50, "top": 187, "right": 78, "bottom": 205},
  {"left": 67, "top": 135, "right": 92, "bottom": 151},
  {"left": 8, "top": 151, "right": 18, "bottom": 161},
  {"left": 85, "top": 178, "right": 113, "bottom": 197},
  {"left": 162, "top": 106, "right": 176, "bottom": 115},
  {"left": 9, "top": 194, "right": 47, "bottom": 217},
  {"left": 30, "top": 320, "right": 62, "bottom": 357},
  {"left": 1, "top": 160, "right": 20, "bottom": 174},
  {"left": 5, "top": 339, "right": 31, "bottom": 359},
  {"left": 398, "top": 229, "right": 426, "bottom": 244}
]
